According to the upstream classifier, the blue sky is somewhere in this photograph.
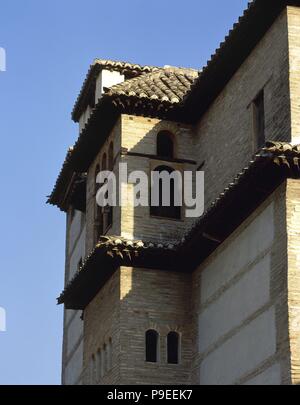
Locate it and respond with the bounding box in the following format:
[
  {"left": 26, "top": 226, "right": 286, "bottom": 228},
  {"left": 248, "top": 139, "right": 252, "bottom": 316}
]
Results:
[{"left": 0, "top": 0, "right": 248, "bottom": 384}]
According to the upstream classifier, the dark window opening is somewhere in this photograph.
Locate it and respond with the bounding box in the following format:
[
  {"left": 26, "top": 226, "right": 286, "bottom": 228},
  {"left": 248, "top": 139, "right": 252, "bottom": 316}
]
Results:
[
  {"left": 167, "top": 332, "right": 179, "bottom": 364},
  {"left": 108, "top": 142, "right": 114, "bottom": 171},
  {"left": 107, "top": 211, "right": 113, "bottom": 228},
  {"left": 106, "top": 143, "right": 114, "bottom": 229},
  {"left": 95, "top": 164, "right": 101, "bottom": 195},
  {"left": 253, "top": 90, "right": 265, "bottom": 150},
  {"left": 101, "top": 152, "right": 113, "bottom": 232},
  {"left": 145, "top": 330, "right": 158, "bottom": 363},
  {"left": 102, "top": 153, "right": 107, "bottom": 172},
  {"left": 150, "top": 165, "right": 181, "bottom": 220},
  {"left": 157, "top": 131, "right": 174, "bottom": 159},
  {"left": 95, "top": 164, "right": 103, "bottom": 241}
]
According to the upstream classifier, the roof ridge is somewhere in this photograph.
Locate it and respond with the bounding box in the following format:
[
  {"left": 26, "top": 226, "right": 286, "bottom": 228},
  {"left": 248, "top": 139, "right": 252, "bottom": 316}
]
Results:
[
  {"left": 91, "top": 58, "right": 160, "bottom": 71},
  {"left": 72, "top": 58, "right": 199, "bottom": 122},
  {"left": 181, "top": 141, "right": 300, "bottom": 243},
  {"left": 72, "top": 59, "right": 162, "bottom": 121},
  {"left": 103, "top": 67, "right": 199, "bottom": 103},
  {"left": 181, "top": 0, "right": 293, "bottom": 121},
  {"left": 57, "top": 141, "right": 300, "bottom": 309}
]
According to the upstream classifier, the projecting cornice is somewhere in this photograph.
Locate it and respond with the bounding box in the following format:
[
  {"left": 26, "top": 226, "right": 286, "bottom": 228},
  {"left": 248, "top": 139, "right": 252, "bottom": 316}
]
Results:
[
  {"left": 58, "top": 142, "right": 300, "bottom": 310},
  {"left": 72, "top": 59, "right": 161, "bottom": 122},
  {"left": 48, "top": 67, "right": 198, "bottom": 211}
]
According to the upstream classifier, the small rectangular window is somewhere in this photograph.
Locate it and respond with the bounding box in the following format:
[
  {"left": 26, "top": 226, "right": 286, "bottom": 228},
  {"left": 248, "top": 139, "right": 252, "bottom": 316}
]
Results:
[{"left": 252, "top": 90, "right": 265, "bottom": 150}]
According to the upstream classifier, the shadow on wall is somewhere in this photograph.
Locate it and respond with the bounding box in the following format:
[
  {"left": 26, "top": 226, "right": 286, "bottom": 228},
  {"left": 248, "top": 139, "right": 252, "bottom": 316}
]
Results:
[
  {"left": 120, "top": 118, "right": 197, "bottom": 242},
  {"left": 118, "top": 266, "right": 193, "bottom": 385}
]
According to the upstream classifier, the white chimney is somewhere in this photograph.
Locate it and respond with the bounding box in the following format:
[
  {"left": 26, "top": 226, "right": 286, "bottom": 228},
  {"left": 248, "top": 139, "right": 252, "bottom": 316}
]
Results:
[
  {"left": 95, "top": 69, "right": 125, "bottom": 104},
  {"left": 78, "top": 69, "right": 125, "bottom": 133}
]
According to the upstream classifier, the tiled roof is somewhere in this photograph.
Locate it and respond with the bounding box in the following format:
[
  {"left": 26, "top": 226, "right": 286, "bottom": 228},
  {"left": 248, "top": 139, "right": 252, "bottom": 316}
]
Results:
[
  {"left": 48, "top": 66, "right": 199, "bottom": 210},
  {"left": 58, "top": 236, "right": 178, "bottom": 309},
  {"left": 91, "top": 59, "right": 159, "bottom": 74},
  {"left": 47, "top": 147, "right": 74, "bottom": 209},
  {"left": 50, "top": 0, "right": 300, "bottom": 209},
  {"left": 73, "top": 235, "right": 177, "bottom": 272},
  {"left": 105, "top": 68, "right": 198, "bottom": 104},
  {"left": 58, "top": 142, "right": 300, "bottom": 309},
  {"left": 181, "top": 141, "right": 300, "bottom": 247},
  {"left": 72, "top": 59, "right": 160, "bottom": 122},
  {"left": 181, "top": 0, "right": 295, "bottom": 122}
]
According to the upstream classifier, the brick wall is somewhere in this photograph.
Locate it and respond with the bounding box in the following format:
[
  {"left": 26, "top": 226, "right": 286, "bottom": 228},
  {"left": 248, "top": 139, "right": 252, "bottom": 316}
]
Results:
[
  {"left": 83, "top": 269, "right": 121, "bottom": 385},
  {"left": 68, "top": 6, "right": 300, "bottom": 386},
  {"left": 287, "top": 6, "right": 300, "bottom": 145},
  {"left": 120, "top": 115, "right": 196, "bottom": 242},
  {"left": 194, "top": 9, "right": 291, "bottom": 210},
  {"left": 85, "top": 118, "right": 122, "bottom": 253},
  {"left": 83, "top": 266, "right": 192, "bottom": 385},
  {"left": 119, "top": 267, "right": 192, "bottom": 385}
]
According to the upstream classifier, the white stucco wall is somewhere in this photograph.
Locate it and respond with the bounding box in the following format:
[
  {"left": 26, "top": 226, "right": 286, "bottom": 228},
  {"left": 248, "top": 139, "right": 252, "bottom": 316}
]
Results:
[
  {"left": 244, "top": 363, "right": 281, "bottom": 385},
  {"left": 63, "top": 209, "right": 86, "bottom": 385},
  {"left": 69, "top": 228, "right": 86, "bottom": 281},
  {"left": 194, "top": 203, "right": 280, "bottom": 385},
  {"left": 68, "top": 211, "right": 84, "bottom": 255},
  {"left": 200, "top": 203, "right": 274, "bottom": 303},
  {"left": 200, "top": 308, "right": 276, "bottom": 385},
  {"left": 64, "top": 340, "right": 84, "bottom": 385},
  {"left": 66, "top": 311, "right": 84, "bottom": 357},
  {"left": 198, "top": 254, "right": 271, "bottom": 354}
]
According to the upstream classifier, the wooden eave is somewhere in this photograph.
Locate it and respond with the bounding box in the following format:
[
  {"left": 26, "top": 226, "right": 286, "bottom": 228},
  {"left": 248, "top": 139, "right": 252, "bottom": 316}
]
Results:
[
  {"left": 72, "top": 61, "right": 160, "bottom": 122},
  {"left": 48, "top": 95, "right": 176, "bottom": 211},
  {"left": 58, "top": 144, "right": 300, "bottom": 310},
  {"left": 58, "top": 239, "right": 178, "bottom": 310}
]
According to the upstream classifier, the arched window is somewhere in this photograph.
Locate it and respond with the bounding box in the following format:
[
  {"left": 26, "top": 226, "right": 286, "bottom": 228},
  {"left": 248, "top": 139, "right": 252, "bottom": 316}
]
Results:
[
  {"left": 107, "top": 338, "right": 112, "bottom": 371},
  {"left": 108, "top": 142, "right": 114, "bottom": 171},
  {"left": 96, "top": 349, "right": 102, "bottom": 381},
  {"left": 95, "top": 164, "right": 100, "bottom": 195},
  {"left": 102, "top": 153, "right": 107, "bottom": 171},
  {"left": 145, "top": 329, "right": 159, "bottom": 363},
  {"left": 90, "top": 354, "right": 96, "bottom": 384},
  {"left": 150, "top": 165, "right": 181, "bottom": 219},
  {"left": 94, "top": 164, "right": 103, "bottom": 241},
  {"left": 103, "top": 343, "right": 107, "bottom": 374},
  {"left": 167, "top": 332, "right": 180, "bottom": 364},
  {"left": 101, "top": 345, "right": 105, "bottom": 378},
  {"left": 157, "top": 131, "right": 174, "bottom": 159},
  {"left": 107, "top": 144, "right": 114, "bottom": 229},
  {"left": 101, "top": 152, "right": 113, "bottom": 231}
]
